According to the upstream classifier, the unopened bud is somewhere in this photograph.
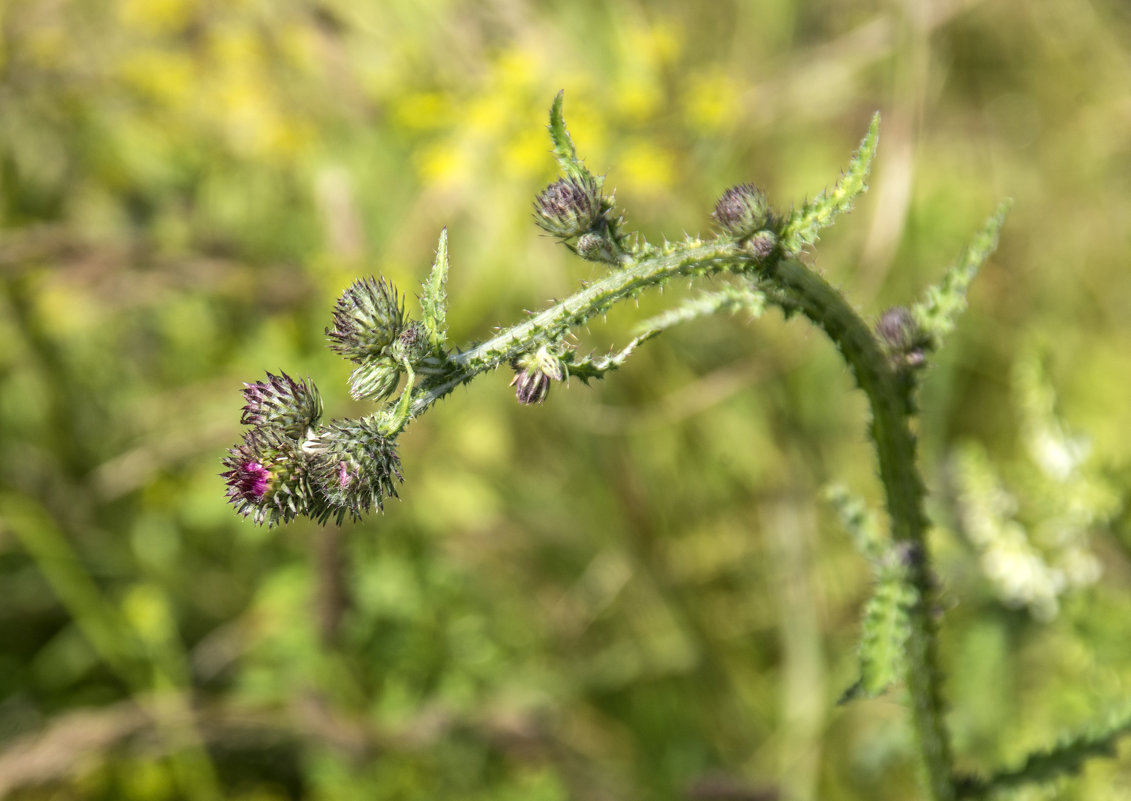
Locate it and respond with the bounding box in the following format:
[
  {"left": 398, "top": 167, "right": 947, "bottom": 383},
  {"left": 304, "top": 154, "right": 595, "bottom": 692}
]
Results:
[
  {"left": 510, "top": 346, "right": 564, "bottom": 405},
  {"left": 575, "top": 232, "right": 620, "bottom": 264},
  {"left": 306, "top": 418, "right": 403, "bottom": 522},
  {"left": 712, "top": 184, "right": 772, "bottom": 239},
  {"left": 240, "top": 372, "right": 322, "bottom": 436},
  {"left": 533, "top": 175, "right": 603, "bottom": 238},
  {"left": 876, "top": 307, "right": 927, "bottom": 370},
  {"left": 348, "top": 357, "right": 402, "bottom": 401},
  {"left": 326, "top": 277, "right": 406, "bottom": 362}
]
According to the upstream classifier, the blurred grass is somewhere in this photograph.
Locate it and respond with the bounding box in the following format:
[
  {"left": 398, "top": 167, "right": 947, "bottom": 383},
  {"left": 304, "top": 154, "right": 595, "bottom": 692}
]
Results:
[{"left": 2, "top": 0, "right": 1130, "bottom": 799}]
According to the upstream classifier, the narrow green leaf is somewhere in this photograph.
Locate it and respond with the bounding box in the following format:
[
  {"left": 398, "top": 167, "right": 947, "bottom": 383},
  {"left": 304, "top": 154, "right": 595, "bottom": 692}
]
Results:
[
  {"left": 420, "top": 227, "right": 450, "bottom": 350},
  {"left": 548, "top": 91, "right": 590, "bottom": 183},
  {"left": 826, "top": 484, "right": 916, "bottom": 703},
  {"left": 912, "top": 200, "right": 1011, "bottom": 352},
  {"left": 781, "top": 112, "right": 881, "bottom": 254},
  {"left": 842, "top": 575, "right": 915, "bottom": 702}
]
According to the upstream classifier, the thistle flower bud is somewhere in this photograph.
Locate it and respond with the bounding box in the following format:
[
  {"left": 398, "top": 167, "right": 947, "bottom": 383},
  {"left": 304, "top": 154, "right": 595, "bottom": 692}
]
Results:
[
  {"left": 533, "top": 175, "right": 603, "bottom": 237},
  {"left": 348, "top": 357, "right": 402, "bottom": 401},
  {"left": 876, "top": 306, "right": 927, "bottom": 369},
  {"left": 306, "top": 418, "right": 403, "bottom": 522},
  {"left": 712, "top": 184, "right": 771, "bottom": 239},
  {"left": 221, "top": 429, "right": 313, "bottom": 526},
  {"left": 744, "top": 230, "right": 778, "bottom": 261},
  {"left": 240, "top": 372, "right": 323, "bottom": 436},
  {"left": 390, "top": 321, "right": 430, "bottom": 365},
  {"left": 510, "top": 346, "right": 564, "bottom": 405},
  {"left": 326, "top": 277, "right": 406, "bottom": 362},
  {"left": 575, "top": 232, "right": 620, "bottom": 264}
]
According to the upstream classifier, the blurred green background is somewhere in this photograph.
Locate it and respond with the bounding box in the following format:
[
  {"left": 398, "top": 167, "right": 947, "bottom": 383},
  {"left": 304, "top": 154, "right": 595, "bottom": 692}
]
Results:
[{"left": 2, "top": 1, "right": 1130, "bottom": 799}]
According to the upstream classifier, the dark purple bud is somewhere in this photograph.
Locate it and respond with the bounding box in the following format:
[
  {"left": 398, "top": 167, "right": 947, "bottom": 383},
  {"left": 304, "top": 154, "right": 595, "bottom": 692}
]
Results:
[
  {"left": 744, "top": 230, "right": 778, "bottom": 261},
  {"left": 712, "top": 184, "right": 771, "bottom": 239},
  {"left": 510, "top": 346, "right": 564, "bottom": 405},
  {"left": 876, "top": 307, "right": 928, "bottom": 370},
  {"left": 533, "top": 175, "right": 603, "bottom": 238}
]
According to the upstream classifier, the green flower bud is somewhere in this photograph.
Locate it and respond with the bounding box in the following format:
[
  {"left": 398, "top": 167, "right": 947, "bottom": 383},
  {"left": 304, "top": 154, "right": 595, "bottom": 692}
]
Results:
[
  {"left": 306, "top": 418, "right": 403, "bottom": 523},
  {"left": 326, "top": 277, "right": 406, "bottom": 362},
  {"left": 712, "top": 184, "right": 772, "bottom": 239},
  {"left": 575, "top": 232, "right": 620, "bottom": 264},
  {"left": 390, "top": 321, "right": 430, "bottom": 365},
  {"left": 240, "top": 372, "right": 323, "bottom": 437},
  {"left": 348, "top": 357, "right": 402, "bottom": 401},
  {"left": 744, "top": 230, "right": 779, "bottom": 261},
  {"left": 533, "top": 175, "right": 603, "bottom": 237}
]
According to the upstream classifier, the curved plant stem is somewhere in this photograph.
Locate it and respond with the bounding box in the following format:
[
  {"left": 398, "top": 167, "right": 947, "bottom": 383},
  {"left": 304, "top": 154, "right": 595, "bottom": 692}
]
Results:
[
  {"left": 766, "top": 258, "right": 954, "bottom": 801},
  {"left": 400, "top": 241, "right": 955, "bottom": 798}
]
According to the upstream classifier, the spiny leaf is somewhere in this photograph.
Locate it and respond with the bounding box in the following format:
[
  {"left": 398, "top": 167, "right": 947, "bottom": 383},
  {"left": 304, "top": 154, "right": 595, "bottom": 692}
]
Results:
[
  {"left": 955, "top": 705, "right": 1131, "bottom": 798},
  {"left": 420, "top": 228, "right": 450, "bottom": 350},
  {"left": 548, "top": 91, "right": 591, "bottom": 184},
  {"left": 841, "top": 575, "right": 915, "bottom": 702},
  {"left": 913, "top": 200, "right": 1012, "bottom": 352},
  {"left": 781, "top": 112, "right": 881, "bottom": 254},
  {"left": 825, "top": 484, "right": 917, "bottom": 703},
  {"left": 564, "top": 334, "right": 656, "bottom": 384}
]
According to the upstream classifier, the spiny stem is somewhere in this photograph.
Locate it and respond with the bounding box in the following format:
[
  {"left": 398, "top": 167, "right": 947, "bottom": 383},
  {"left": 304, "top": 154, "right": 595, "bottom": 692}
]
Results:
[
  {"left": 404, "top": 243, "right": 955, "bottom": 800},
  {"left": 408, "top": 240, "right": 752, "bottom": 417},
  {"left": 767, "top": 259, "right": 954, "bottom": 801}
]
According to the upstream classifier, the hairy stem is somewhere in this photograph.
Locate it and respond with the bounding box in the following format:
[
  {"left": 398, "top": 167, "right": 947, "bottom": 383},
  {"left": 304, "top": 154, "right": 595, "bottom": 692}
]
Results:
[
  {"left": 408, "top": 240, "right": 748, "bottom": 417},
  {"left": 767, "top": 259, "right": 954, "bottom": 801}
]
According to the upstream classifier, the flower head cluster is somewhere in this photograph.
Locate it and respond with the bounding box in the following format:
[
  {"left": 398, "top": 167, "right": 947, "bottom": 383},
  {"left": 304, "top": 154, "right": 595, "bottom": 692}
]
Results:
[
  {"left": 327, "top": 277, "right": 427, "bottom": 402},
  {"left": 222, "top": 370, "right": 403, "bottom": 526}
]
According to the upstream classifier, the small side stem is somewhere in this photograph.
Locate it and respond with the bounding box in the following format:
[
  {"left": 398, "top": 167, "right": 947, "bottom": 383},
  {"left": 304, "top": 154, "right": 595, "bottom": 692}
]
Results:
[
  {"left": 409, "top": 241, "right": 745, "bottom": 417},
  {"left": 767, "top": 259, "right": 954, "bottom": 801}
]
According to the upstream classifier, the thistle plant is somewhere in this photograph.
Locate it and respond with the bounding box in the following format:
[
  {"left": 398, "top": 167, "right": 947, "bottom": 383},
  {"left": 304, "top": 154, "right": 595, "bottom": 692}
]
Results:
[{"left": 222, "top": 93, "right": 1130, "bottom": 799}]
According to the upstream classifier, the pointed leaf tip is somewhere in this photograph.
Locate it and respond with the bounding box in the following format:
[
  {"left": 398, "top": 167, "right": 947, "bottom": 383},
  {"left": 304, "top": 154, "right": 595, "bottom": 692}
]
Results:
[
  {"left": 781, "top": 112, "right": 882, "bottom": 254},
  {"left": 547, "top": 91, "right": 588, "bottom": 181},
  {"left": 421, "top": 227, "right": 451, "bottom": 350},
  {"left": 912, "top": 200, "right": 1011, "bottom": 352}
]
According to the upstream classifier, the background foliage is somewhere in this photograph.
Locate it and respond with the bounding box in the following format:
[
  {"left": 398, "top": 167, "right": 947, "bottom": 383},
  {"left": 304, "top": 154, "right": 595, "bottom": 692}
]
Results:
[{"left": 2, "top": 1, "right": 1130, "bottom": 799}]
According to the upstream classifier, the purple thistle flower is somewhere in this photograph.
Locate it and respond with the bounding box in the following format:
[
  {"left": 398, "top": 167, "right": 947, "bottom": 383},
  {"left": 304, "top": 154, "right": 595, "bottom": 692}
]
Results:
[{"left": 221, "top": 429, "right": 311, "bottom": 526}]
